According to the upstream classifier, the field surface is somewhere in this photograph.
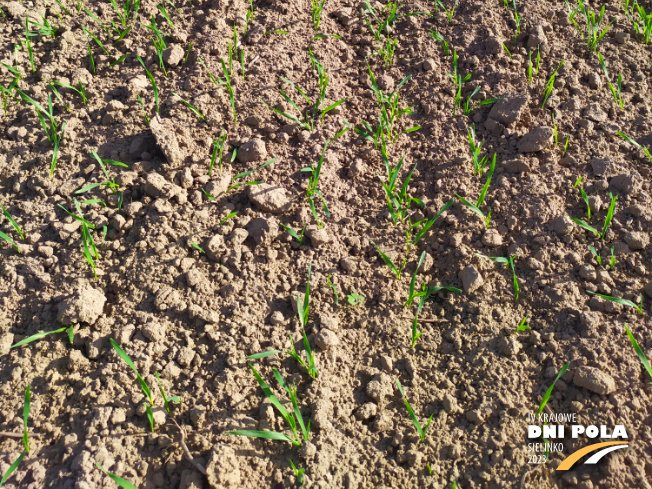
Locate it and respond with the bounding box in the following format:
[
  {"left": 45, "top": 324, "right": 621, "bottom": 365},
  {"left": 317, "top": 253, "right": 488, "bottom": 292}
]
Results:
[{"left": 0, "top": 0, "right": 651, "bottom": 487}]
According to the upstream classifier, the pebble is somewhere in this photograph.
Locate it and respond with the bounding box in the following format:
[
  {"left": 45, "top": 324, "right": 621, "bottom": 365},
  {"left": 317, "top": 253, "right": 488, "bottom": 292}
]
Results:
[
  {"left": 459, "top": 265, "right": 484, "bottom": 294},
  {"left": 58, "top": 286, "right": 107, "bottom": 325},
  {"left": 315, "top": 329, "right": 339, "bottom": 350},
  {"left": 573, "top": 367, "right": 616, "bottom": 395}
]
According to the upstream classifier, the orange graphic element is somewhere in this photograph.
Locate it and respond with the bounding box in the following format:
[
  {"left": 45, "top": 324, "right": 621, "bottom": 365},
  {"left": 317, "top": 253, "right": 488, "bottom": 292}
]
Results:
[{"left": 557, "top": 441, "right": 629, "bottom": 471}]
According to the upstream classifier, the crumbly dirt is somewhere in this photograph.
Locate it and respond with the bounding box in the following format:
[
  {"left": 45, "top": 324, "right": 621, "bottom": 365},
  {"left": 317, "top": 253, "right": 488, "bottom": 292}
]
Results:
[{"left": 0, "top": 0, "right": 651, "bottom": 488}]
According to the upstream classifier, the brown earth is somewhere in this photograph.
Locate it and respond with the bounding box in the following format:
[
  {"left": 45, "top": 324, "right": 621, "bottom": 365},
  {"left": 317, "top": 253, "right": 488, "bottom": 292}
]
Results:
[{"left": 0, "top": 0, "right": 651, "bottom": 488}]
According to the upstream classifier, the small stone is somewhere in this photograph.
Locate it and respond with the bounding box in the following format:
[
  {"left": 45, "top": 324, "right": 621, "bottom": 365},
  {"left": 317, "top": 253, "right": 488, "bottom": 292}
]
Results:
[
  {"left": 550, "top": 215, "right": 574, "bottom": 236},
  {"left": 466, "top": 409, "right": 485, "bottom": 424},
  {"left": 145, "top": 173, "right": 170, "bottom": 199},
  {"left": 142, "top": 322, "right": 166, "bottom": 343},
  {"left": 573, "top": 367, "right": 616, "bottom": 395},
  {"left": 315, "top": 329, "right": 339, "bottom": 350},
  {"left": 422, "top": 58, "right": 436, "bottom": 71},
  {"left": 517, "top": 126, "right": 554, "bottom": 153},
  {"left": 527, "top": 25, "right": 547, "bottom": 50},
  {"left": 588, "top": 72, "right": 602, "bottom": 90},
  {"left": 610, "top": 172, "right": 642, "bottom": 195},
  {"left": 111, "top": 214, "right": 126, "bottom": 231},
  {"left": 579, "top": 264, "right": 597, "bottom": 281},
  {"left": 205, "top": 172, "right": 231, "bottom": 199},
  {"left": 498, "top": 336, "right": 521, "bottom": 356},
  {"left": 111, "top": 408, "right": 127, "bottom": 425},
  {"left": 590, "top": 158, "right": 613, "bottom": 177},
  {"left": 366, "top": 374, "right": 393, "bottom": 402},
  {"left": 378, "top": 355, "right": 393, "bottom": 372},
  {"left": 459, "top": 265, "right": 483, "bottom": 294},
  {"left": 319, "top": 314, "right": 339, "bottom": 331},
  {"left": 442, "top": 393, "right": 460, "bottom": 414},
  {"left": 150, "top": 118, "right": 185, "bottom": 167},
  {"left": 355, "top": 403, "right": 378, "bottom": 420},
  {"left": 237, "top": 139, "right": 267, "bottom": 163},
  {"left": 488, "top": 93, "right": 529, "bottom": 124},
  {"left": 624, "top": 231, "right": 649, "bottom": 250},
  {"left": 163, "top": 44, "right": 185, "bottom": 67},
  {"left": 583, "top": 103, "right": 608, "bottom": 123},
  {"left": 247, "top": 183, "right": 290, "bottom": 214},
  {"left": 482, "top": 229, "right": 503, "bottom": 247},
  {"left": 205, "top": 234, "right": 225, "bottom": 262},
  {"left": 270, "top": 311, "right": 284, "bottom": 325},
  {"left": 246, "top": 218, "right": 278, "bottom": 246},
  {"left": 177, "top": 347, "right": 195, "bottom": 367},
  {"left": 309, "top": 228, "right": 330, "bottom": 247},
  {"left": 163, "top": 361, "right": 182, "bottom": 379},
  {"left": 151, "top": 406, "right": 167, "bottom": 425},
  {"left": 58, "top": 286, "right": 107, "bottom": 325}
]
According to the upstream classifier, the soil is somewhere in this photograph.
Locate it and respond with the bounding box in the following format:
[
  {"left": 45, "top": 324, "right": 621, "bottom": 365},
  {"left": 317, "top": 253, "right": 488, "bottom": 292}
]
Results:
[{"left": 0, "top": 0, "right": 651, "bottom": 488}]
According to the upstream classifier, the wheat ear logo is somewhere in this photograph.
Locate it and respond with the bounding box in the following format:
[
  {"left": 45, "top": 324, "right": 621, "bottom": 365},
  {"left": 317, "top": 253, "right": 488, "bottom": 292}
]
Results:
[{"left": 557, "top": 441, "right": 629, "bottom": 471}]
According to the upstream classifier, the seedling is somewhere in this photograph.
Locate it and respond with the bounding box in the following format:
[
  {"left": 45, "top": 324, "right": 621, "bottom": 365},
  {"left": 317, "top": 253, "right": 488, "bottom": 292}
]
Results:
[
  {"left": 371, "top": 239, "right": 405, "bottom": 280},
  {"left": 435, "top": 0, "right": 457, "bottom": 24},
  {"left": 363, "top": 0, "right": 400, "bottom": 68},
  {"left": 110, "top": 338, "right": 155, "bottom": 431},
  {"left": 616, "top": 132, "right": 652, "bottom": 165},
  {"left": 541, "top": 60, "right": 565, "bottom": 108},
  {"left": 137, "top": 95, "right": 149, "bottom": 125},
  {"left": 515, "top": 312, "right": 530, "bottom": 332},
  {"left": 219, "top": 212, "right": 238, "bottom": 226},
  {"left": 136, "top": 55, "right": 159, "bottom": 114},
  {"left": 9, "top": 325, "right": 74, "bottom": 350},
  {"left": 589, "top": 245, "right": 614, "bottom": 269},
  {"left": 76, "top": 150, "right": 129, "bottom": 197},
  {"left": 262, "top": 50, "right": 345, "bottom": 131},
  {"left": 629, "top": 2, "right": 652, "bottom": 43},
  {"left": 447, "top": 50, "right": 471, "bottom": 115},
  {"left": 577, "top": 184, "right": 590, "bottom": 220},
  {"left": 198, "top": 57, "right": 237, "bottom": 124},
  {"left": 564, "top": 134, "right": 571, "bottom": 153},
  {"left": 96, "top": 463, "right": 137, "bottom": 489},
  {"left": 475, "top": 253, "right": 519, "bottom": 301},
  {"left": 143, "top": 16, "right": 168, "bottom": 76},
  {"left": 511, "top": 0, "right": 521, "bottom": 45},
  {"left": 353, "top": 68, "right": 419, "bottom": 146},
  {"left": 467, "top": 124, "right": 489, "bottom": 175},
  {"left": 410, "top": 198, "right": 455, "bottom": 246},
  {"left": 597, "top": 53, "right": 623, "bottom": 109},
  {"left": 58, "top": 199, "right": 100, "bottom": 278},
  {"left": 229, "top": 365, "right": 310, "bottom": 446},
  {"left": 624, "top": 325, "right": 652, "bottom": 379},
  {"left": 171, "top": 92, "right": 205, "bottom": 120},
  {"left": 0, "top": 385, "right": 30, "bottom": 487},
  {"left": 50, "top": 80, "right": 88, "bottom": 106},
  {"left": 430, "top": 30, "right": 450, "bottom": 56},
  {"left": 27, "top": 14, "right": 56, "bottom": 38},
  {"left": 249, "top": 264, "right": 318, "bottom": 378},
  {"left": 587, "top": 290, "right": 642, "bottom": 314},
  {"left": 280, "top": 223, "right": 306, "bottom": 245},
  {"left": 396, "top": 380, "right": 433, "bottom": 442},
  {"left": 378, "top": 152, "right": 422, "bottom": 225},
  {"left": 312, "top": 0, "right": 327, "bottom": 32},
  {"left": 190, "top": 242, "right": 205, "bottom": 253},
  {"left": 537, "top": 360, "right": 570, "bottom": 459},
  {"left": 347, "top": 293, "right": 364, "bottom": 305},
  {"left": 209, "top": 131, "right": 227, "bottom": 175},
  {"left": 527, "top": 47, "right": 541, "bottom": 83},
  {"left": 566, "top": 192, "right": 617, "bottom": 240},
  {"left": 502, "top": 43, "right": 512, "bottom": 57},
  {"left": 154, "top": 372, "right": 181, "bottom": 413},
  {"left": 1, "top": 204, "right": 23, "bottom": 246},
  {"left": 463, "top": 87, "right": 499, "bottom": 116},
  {"left": 227, "top": 158, "right": 275, "bottom": 192},
  {"left": 290, "top": 460, "right": 305, "bottom": 485},
  {"left": 184, "top": 42, "right": 193, "bottom": 65},
  {"left": 570, "top": 0, "right": 614, "bottom": 51},
  {"left": 456, "top": 154, "right": 496, "bottom": 228},
  {"left": 405, "top": 251, "right": 426, "bottom": 307},
  {"left": 326, "top": 273, "right": 338, "bottom": 305}
]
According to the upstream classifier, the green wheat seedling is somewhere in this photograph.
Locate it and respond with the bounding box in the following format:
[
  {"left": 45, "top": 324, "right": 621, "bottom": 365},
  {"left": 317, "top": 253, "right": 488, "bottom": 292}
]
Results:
[
  {"left": 75, "top": 150, "right": 129, "bottom": 197},
  {"left": 136, "top": 55, "right": 159, "bottom": 114},
  {"left": 262, "top": 51, "right": 345, "bottom": 131},
  {"left": 515, "top": 312, "right": 530, "bottom": 332},
  {"left": 456, "top": 153, "right": 496, "bottom": 228},
  {"left": 396, "top": 380, "right": 433, "bottom": 441},
  {"left": 467, "top": 123, "right": 489, "bottom": 175},
  {"left": 110, "top": 338, "right": 156, "bottom": 431},
  {"left": 447, "top": 50, "right": 471, "bottom": 115},
  {"left": 289, "top": 460, "right": 305, "bottom": 485},
  {"left": 157, "top": 3, "right": 174, "bottom": 28},
  {"left": 27, "top": 14, "right": 56, "bottom": 38},
  {"left": 410, "top": 282, "right": 462, "bottom": 346},
  {"left": 199, "top": 58, "right": 238, "bottom": 124},
  {"left": 502, "top": 43, "right": 512, "bottom": 56},
  {"left": 0, "top": 385, "right": 31, "bottom": 487},
  {"left": 229, "top": 365, "right": 310, "bottom": 446},
  {"left": 404, "top": 251, "right": 426, "bottom": 307},
  {"left": 624, "top": 325, "right": 652, "bottom": 379},
  {"left": 629, "top": 1, "right": 652, "bottom": 43},
  {"left": 209, "top": 131, "right": 227, "bottom": 175},
  {"left": 171, "top": 92, "right": 205, "bottom": 121},
  {"left": 143, "top": 16, "right": 168, "bottom": 76},
  {"left": 589, "top": 245, "right": 615, "bottom": 269},
  {"left": 476, "top": 253, "right": 519, "bottom": 301},
  {"left": 527, "top": 47, "right": 541, "bottom": 82},
  {"left": 50, "top": 80, "right": 88, "bottom": 106},
  {"left": 2, "top": 203, "right": 23, "bottom": 241},
  {"left": 312, "top": 0, "right": 327, "bottom": 32},
  {"left": 570, "top": 0, "right": 615, "bottom": 51},
  {"left": 96, "top": 463, "right": 137, "bottom": 489},
  {"left": 249, "top": 264, "right": 318, "bottom": 378},
  {"left": 58, "top": 199, "right": 100, "bottom": 277},
  {"left": 227, "top": 158, "right": 275, "bottom": 192},
  {"left": 190, "top": 242, "right": 205, "bottom": 253},
  {"left": 541, "top": 60, "right": 564, "bottom": 108},
  {"left": 537, "top": 361, "right": 570, "bottom": 414},
  {"left": 430, "top": 31, "right": 450, "bottom": 56},
  {"left": 587, "top": 290, "right": 642, "bottom": 314},
  {"left": 137, "top": 95, "right": 149, "bottom": 125},
  {"left": 511, "top": 0, "right": 521, "bottom": 45},
  {"left": 566, "top": 192, "right": 617, "bottom": 240},
  {"left": 616, "top": 132, "right": 652, "bottom": 165},
  {"left": 577, "top": 182, "right": 591, "bottom": 220},
  {"left": 435, "top": 0, "right": 457, "bottom": 24},
  {"left": 327, "top": 273, "right": 339, "bottom": 305},
  {"left": 463, "top": 87, "right": 499, "bottom": 116},
  {"left": 409, "top": 198, "right": 455, "bottom": 247},
  {"left": 280, "top": 223, "right": 306, "bottom": 245},
  {"left": 23, "top": 18, "right": 35, "bottom": 73},
  {"left": 363, "top": 0, "right": 400, "bottom": 68},
  {"left": 371, "top": 239, "right": 406, "bottom": 280},
  {"left": 301, "top": 128, "right": 347, "bottom": 227},
  {"left": 82, "top": 26, "right": 110, "bottom": 56},
  {"left": 597, "top": 53, "right": 623, "bottom": 109},
  {"left": 154, "top": 372, "right": 182, "bottom": 413},
  {"left": 378, "top": 148, "right": 423, "bottom": 225},
  {"left": 9, "top": 325, "right": 74, "bottom": 351},
  {"left": 355, "top": 68, "right": 419, "bottom": 146}
]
